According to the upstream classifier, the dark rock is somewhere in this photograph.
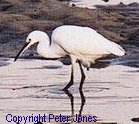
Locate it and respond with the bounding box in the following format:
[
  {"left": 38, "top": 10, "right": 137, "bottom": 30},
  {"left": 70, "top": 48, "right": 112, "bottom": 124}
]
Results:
[
  {"left": 131, "top": 117, "right": 139, "bottom": 122},
  {"left": 30, "top": 0, "right": 41, "bottom": 2},
  {"left": 0, "top": 0, "right": 139, "bottom": 58},
  {"left": 102, "top": 0, "right": 109, "bottom": 2},
  {"left": 0, "top": 0, "right": 13, "bottom": 11}
]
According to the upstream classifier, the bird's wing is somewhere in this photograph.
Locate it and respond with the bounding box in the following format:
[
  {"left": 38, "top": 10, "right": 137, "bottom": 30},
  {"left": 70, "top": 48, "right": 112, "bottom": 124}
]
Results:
[{"left": 52, "top": 25, "right": 125, "bottom": 58}]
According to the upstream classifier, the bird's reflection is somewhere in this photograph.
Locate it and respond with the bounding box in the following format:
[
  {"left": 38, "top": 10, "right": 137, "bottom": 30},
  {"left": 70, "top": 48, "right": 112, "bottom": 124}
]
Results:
[
  {"left": 64, "top": 90, "right": 74, "bottom": 117},
  {"left": 64, "top": 84, "right": 86, "bottom": 121},
  {"left": 78, "top": 89, "right": 86, "bottom": 116},
  {"left": 36, "top": 86, "right": 86, "bottom": 124}
]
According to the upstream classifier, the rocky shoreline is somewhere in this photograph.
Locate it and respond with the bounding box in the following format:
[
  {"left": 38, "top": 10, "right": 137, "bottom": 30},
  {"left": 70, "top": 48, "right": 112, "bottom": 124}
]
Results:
[{"left": 0, "top": 0, "right": 139, "bottom": 67}]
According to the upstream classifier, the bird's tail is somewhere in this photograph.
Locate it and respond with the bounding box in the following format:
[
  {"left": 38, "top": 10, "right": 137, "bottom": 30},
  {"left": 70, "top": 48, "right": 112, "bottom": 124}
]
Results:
[{"left": 109, "top": 42, "right": 126, "bottom": 56}]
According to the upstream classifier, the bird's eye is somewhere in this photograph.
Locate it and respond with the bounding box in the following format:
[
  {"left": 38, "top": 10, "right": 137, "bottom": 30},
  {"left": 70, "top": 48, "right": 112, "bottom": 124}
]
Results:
[{"left": 29, "top": 39, "right": 31, "bottom": 42}]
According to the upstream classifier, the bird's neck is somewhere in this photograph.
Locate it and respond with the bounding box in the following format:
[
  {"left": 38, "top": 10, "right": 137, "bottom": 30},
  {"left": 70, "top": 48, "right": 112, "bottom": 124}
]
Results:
[{"left": 37, "top": 41, "right": 63, "bottom": 59}]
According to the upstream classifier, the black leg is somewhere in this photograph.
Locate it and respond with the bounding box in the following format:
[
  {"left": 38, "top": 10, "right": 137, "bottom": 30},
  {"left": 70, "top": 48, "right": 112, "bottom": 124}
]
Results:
[
  {"left": 64, "top": 90, "right": 74, "bottom": 117},
  {"left": 78, "top": 61, "right": 86, "bottom": 90},
  {"left": 63, "top": 65, "right": 74, "bottom": 91}
]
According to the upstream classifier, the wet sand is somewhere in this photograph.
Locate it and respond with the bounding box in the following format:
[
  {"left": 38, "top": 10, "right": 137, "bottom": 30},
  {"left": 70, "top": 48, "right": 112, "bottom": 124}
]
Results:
[{"left": 0, "top": 58, "right": 139, "bottom": 124}]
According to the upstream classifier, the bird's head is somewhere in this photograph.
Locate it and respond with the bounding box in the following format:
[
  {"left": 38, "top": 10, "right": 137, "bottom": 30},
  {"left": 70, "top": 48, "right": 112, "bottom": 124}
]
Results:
[{"left": 14, "top": 30, "right": 49, "bottom": 62}]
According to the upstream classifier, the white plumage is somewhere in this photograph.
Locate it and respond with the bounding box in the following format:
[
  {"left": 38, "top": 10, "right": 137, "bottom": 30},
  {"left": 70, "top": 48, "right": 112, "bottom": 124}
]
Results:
[
  {"left": 52, "top": 26, "right": 125, "bottom": 56},
  {"left": 14, "top": 25, "right": 125, "bottom": 90}
]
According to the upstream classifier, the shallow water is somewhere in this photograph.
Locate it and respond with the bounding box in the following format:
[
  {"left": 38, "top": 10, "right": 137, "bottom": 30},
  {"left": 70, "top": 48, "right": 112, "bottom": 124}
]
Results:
[
  {"left": 69, "top": 0, "right": 139, "bottom": 9},
  {"left": 0, "top": 58, "right": 139, "bottom": 124}
]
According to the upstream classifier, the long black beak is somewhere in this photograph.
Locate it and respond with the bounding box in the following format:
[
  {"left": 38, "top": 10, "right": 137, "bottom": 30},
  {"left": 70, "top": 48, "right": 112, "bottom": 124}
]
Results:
[{"left": 14, "top": 42, "right": 30, "bottom": 62}]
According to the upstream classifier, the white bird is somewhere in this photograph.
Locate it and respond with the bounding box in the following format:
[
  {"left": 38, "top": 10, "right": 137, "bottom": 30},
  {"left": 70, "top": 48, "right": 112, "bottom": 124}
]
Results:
[{"left": 14, "top": 25, "right": 125, "bottom": 91}]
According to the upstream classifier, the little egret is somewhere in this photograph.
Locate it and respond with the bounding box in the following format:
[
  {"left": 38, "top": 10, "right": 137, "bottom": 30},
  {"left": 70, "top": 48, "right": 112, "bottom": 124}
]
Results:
[{"left": 14, "top": 25, "right": 125, "bottom": 91}]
